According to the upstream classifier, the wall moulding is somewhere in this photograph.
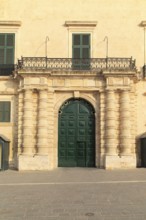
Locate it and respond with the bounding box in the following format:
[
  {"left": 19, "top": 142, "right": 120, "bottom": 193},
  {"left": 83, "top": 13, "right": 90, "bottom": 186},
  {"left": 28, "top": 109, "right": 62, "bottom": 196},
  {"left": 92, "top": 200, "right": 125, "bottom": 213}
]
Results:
[
  {"left": 0, "top": 21, "right": 22, "bottom": 27},
  {"left": 65, "top": 21, "right": 97, "bottom": 27}
]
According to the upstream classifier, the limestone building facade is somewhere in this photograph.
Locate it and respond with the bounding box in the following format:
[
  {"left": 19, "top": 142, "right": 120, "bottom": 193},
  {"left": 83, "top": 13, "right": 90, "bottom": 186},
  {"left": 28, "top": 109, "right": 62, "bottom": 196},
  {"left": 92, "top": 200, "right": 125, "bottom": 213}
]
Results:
[{"left": 0, "top": 0, "right": 146, "bottom": 170}]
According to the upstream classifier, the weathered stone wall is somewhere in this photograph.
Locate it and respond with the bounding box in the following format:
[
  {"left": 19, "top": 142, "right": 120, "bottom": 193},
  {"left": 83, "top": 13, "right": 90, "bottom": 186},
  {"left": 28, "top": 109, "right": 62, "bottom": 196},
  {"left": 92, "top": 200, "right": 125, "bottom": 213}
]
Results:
[
  {"left": 0, "top": 77, "right": 18, "bottom": 165},
  {"left": 0, "top": 72, "right": 140, "bottom": 170},
  {"left": 12, "top": 70, "right": 137, "bottom": 170},
  {"left": 0, "top": 0, "right": 145, "bottom": 169},
  {"left": 0, "top": 0, "right": 145, "bottom": 68}
]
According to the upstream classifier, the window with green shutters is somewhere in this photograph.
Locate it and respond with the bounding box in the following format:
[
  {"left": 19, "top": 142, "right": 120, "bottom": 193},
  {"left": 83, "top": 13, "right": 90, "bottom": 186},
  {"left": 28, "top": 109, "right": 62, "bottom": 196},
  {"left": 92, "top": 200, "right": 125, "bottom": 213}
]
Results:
[
  {"left": 0, "top": 34, "right": 15, "bottom": 75},
  {"left": 72, "top": 34, "right": 90, "bottom": 70},
  {"left": 0, "top": 102, "right": 11, "bottom": 122}
]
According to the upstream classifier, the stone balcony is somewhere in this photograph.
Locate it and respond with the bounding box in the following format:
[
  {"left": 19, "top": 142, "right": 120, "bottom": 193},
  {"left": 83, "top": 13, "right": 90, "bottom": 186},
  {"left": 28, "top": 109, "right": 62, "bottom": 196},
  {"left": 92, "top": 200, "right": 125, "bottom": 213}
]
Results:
[{"left": 17, "top": 57, "right": 136, "bottom": 73}]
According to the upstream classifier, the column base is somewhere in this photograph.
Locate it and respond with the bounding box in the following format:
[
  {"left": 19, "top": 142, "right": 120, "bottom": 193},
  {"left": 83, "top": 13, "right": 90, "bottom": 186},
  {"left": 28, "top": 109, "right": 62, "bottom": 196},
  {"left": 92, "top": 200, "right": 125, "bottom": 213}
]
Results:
[
  {"left": 18, "top": 155, "right": 51, "bottom": 171},
  {"left": 105, "top": 155, "right": 136, "bottom": 169}
]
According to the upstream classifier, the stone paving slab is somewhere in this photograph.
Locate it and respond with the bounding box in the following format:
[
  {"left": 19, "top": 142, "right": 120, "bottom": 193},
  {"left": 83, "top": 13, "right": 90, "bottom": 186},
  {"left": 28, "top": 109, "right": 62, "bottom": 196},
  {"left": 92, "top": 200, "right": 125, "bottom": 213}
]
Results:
[
  {"left": 0, "top": 168, "right": 146, "bottom": 219},
  {"left": 0, "top": 168, "right": 146, "bottom": 183}
]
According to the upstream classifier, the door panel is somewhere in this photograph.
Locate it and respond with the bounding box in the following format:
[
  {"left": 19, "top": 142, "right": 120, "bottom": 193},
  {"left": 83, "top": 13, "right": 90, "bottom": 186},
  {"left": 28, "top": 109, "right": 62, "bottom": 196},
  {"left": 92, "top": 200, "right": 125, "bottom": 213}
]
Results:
[
  {"left": 77, "top": 142, "right": 86, "bottom": 167},
  {"left": 58, "top": 99, "right": 95, "bottom": 167}
]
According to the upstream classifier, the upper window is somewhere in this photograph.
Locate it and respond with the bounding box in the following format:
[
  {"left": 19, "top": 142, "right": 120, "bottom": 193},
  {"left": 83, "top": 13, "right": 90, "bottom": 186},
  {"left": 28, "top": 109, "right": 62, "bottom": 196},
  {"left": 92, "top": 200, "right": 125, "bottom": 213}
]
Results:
[
  {"left": 0, "top": 33, "right": 15, "bottom": 75},
  {"left": 72, "top": 34, "right": 90, "bottom": 70},
  {"left": 72, "top": 34, "right": 90, "bottom": 59},
  {"left": 0, "top": 34, "right": 15, "bottom": 64},
  {"left": 0, "top": 101, "right": 11, "bottom": 122},
  {"left": 65, "top": 21, "right": 97, "bottom": 59}
]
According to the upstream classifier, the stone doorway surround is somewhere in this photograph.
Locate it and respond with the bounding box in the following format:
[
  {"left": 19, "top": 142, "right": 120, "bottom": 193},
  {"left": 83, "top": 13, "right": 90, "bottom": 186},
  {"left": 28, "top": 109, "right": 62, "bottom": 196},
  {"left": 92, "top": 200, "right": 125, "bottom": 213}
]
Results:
[{"left": 15, "top": 66, "right": 137, "bottom": 170}]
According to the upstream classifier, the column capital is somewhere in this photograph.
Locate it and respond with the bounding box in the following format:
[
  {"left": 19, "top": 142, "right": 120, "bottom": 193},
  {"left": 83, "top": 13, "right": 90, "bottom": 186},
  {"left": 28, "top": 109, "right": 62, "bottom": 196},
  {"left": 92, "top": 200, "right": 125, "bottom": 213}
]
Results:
[
  {"left": 23, "top": 87, "right": 34, "bottom": 91},
  {"left": 37, "top": 87, "right": 48, "bottom": 92},
  {"left": 105, "top": 89, "right": 115, "bottom": 93},
  {"left": 18, "top": 89, "right": 24, "bottom": 93},
  {"left": 19, "top": 88, "right": 34, "bottom": 96},
  {"left": 119, "top": 89, "right": 131, "bottom": 93}
]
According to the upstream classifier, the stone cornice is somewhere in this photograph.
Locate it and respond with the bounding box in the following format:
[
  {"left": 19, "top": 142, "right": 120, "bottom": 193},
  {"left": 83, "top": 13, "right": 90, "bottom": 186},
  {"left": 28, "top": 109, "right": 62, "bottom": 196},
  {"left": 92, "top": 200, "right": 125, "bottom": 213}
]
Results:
[
  {"left": 65, "top": 21, "right": 97, "bottom": 27},
  {"left": 0, "top": 76, "right": 12, "bottom": 80},
  {"left": 102, "top": 70, "right": 137, "bottom": 77},
  {"left": 0, "top": 91, "right": 17, "bottom": 95},
  {"left": 0, "top": 21, "right": 22, "bottom": 27},
  {"left": 17, "top": 69, "right": 102, "bottom": 77}
]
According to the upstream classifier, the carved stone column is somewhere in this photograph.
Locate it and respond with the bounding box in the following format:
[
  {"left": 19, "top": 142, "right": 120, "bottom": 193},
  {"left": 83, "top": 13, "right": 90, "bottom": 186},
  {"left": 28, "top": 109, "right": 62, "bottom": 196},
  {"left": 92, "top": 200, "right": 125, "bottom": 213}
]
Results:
[
  {"left": 22, "top": 89, "right": 34, "bottom": 155},
  {"left": 105, "top": 90, "right": 116, "bottom": 155},
  {"left": 119, "top": 90, "right": 131, "bottom": 155},
  {"left": 37, "top": 89, "right": 48, "bottom": 155}
]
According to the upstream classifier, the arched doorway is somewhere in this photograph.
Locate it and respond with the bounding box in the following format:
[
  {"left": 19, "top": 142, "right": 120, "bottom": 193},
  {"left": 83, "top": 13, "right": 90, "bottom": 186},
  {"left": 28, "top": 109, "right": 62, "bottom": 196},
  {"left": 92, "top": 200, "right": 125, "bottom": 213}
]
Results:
[{"left": 58, "top": 98, "right": 95, "bottom": 167}]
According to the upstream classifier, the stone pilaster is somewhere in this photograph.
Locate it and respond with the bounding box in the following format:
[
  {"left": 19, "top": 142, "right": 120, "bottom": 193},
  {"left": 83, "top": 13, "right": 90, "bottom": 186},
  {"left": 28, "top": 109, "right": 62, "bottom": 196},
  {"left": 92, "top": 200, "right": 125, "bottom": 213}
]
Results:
[
  {"left": 17, "top": 91, "right": 23, "bottom": 155},
  {"left": 99, "top": 91, "right": 106, "bottom": 167},
  {"left": 22, "top": 89, "right": 34, "bottom": 155},
  {"left": 130, "top": 89, "right": 136, "bottom": 155},
  {"left": 48, "top": 90, "right": 54, "bottom": 168},
  {"left": 37, "top": 89, "right": 49, "bottom": 155},
  {"left": 105, "top": 90, "right": 117, "bottom": 155},
  {"left": 119, "top": 90, "right": 131, "bottom": 155}
]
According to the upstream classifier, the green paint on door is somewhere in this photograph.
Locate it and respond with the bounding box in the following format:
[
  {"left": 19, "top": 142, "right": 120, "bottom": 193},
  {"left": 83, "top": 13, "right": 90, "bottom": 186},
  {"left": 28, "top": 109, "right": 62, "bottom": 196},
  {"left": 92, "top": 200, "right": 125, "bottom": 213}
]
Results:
[{"left": 58, "top": 99, "right": 95, "bottom": 167}]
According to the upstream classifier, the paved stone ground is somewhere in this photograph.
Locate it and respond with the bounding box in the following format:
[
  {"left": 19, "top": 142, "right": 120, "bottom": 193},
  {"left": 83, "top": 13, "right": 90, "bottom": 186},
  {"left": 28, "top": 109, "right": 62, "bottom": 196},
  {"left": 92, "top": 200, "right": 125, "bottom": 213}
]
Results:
[{"left": 1, "top": 168, "right": 146, "bottom": 220}]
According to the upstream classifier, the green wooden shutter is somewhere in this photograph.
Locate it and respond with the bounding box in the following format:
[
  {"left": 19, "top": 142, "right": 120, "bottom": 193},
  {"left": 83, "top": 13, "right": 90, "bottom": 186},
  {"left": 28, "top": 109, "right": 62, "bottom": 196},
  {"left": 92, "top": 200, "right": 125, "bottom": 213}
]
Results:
[
  {"left": 82, "top": 34, "right": 90, "bottom": 58},
  {"left": 72, "top": 34, "right": 90, "bottom": 59},
  {"left": 0, "top": 102, "right": 11, "bottom": 122},
  {"left": 6, "top": 34, "right": 15, "bottom": 64},
  {"left": 0, "top": 49, "right": 5, "bottom": 64},
  {"left": 4, "top": 102, "right": 11, "bottom": 122},
  {"left": 72, "top": 34, "right": 90, "bottom": 70},
  {"left": 0, "top": 102, "right": 2, "bottom": 121},
  {"left": 72, "top": 34, "right": 82, "bottom": 59},
  {"left": 0, "top": 34, "right": 15, "bottom": 64}
]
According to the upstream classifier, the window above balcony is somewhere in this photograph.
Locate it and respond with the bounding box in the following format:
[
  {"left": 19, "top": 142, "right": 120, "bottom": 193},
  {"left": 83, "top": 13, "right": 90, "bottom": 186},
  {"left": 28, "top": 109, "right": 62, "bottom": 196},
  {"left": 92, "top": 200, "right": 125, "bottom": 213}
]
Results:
[
  {"left": 0, "top": 33, "right": 15, "bottom": 76},
  {"left": 65, "top": 21, "right": 97, "bottom": 58},
  {"left": 72, "top": 34, "right": 91, "bottom": 70},
  {"left": 0, "top": 20, "right": 21, "bottom": 76}
]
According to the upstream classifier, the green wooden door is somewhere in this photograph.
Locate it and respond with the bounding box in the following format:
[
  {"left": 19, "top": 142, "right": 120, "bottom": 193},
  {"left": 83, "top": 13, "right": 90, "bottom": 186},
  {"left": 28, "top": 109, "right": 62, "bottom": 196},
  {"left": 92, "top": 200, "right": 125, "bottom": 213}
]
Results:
[
  {"left": 58, "top": 99, "right": 95, "bottom": 167},
  {"left": 0, "top": 144, "right": 2, "bottom": 170},
  {"left": 141, "top": 138, "right": 146, "bottom": 167}
]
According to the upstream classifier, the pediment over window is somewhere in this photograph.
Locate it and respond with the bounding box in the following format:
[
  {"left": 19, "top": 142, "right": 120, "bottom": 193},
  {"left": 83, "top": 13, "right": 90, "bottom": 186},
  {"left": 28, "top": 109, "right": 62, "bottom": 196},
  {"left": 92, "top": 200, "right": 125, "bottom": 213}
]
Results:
[
  {"left": 0, "top": 21, "right": 21, "bottom": 27},
  {"left": 65, "top": 21, "right": 97, "bottom": 27}
]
